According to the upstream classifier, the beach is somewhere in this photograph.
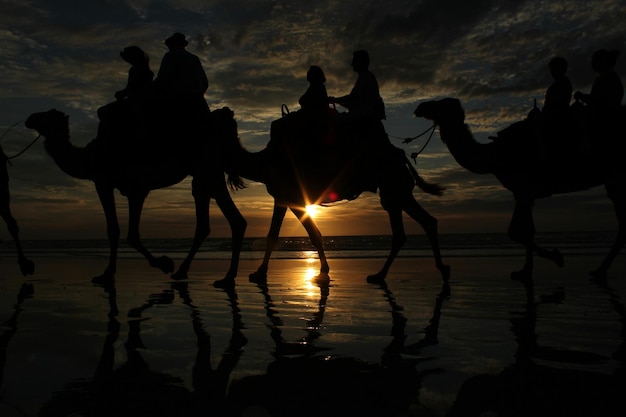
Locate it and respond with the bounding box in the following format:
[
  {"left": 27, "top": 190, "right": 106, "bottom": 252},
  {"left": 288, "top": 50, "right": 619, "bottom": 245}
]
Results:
[{"left": 1, "top": 248, "right": 625, "bottom": 416}]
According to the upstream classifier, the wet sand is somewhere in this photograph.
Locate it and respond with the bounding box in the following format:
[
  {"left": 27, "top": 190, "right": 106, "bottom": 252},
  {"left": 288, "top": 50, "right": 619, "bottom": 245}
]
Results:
[{"left": 1, "top": 254, "right": 625, "bottom": 416}]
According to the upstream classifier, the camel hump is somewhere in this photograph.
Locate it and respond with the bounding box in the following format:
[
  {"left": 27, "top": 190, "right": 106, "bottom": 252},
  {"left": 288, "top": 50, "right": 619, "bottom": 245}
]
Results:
[{"left": 96, "top": 95, "right": 211, "bottom": 157}]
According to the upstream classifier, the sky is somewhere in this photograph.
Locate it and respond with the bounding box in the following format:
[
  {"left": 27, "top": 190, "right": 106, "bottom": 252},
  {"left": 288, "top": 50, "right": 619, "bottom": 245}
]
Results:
[{"left": 1, "top": 0, "right": 625, "bottom": 240}]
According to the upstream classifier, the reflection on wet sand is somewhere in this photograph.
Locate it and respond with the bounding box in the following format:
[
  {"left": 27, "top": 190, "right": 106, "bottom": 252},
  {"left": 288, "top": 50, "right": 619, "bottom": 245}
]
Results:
[
  {"left": 1, "top": 257, "right": 624, "bottom": 416},
  {"left": 37, "top": 280, "right": 246, "bottom": 416},
  {"left": 225, "top": 274, "right": 451, "bottom": 416},
  {"left": 447, "top": 278, "right": 626, "bottom": 416}
]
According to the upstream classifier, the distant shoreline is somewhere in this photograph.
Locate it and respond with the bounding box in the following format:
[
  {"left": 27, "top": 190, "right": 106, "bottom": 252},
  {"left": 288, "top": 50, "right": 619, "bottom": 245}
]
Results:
[{"left": 1, "top": 231, "right": 620, "bottom": 260}]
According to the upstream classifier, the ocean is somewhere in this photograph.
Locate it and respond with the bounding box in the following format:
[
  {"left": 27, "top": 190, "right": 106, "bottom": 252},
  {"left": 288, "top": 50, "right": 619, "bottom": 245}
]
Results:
[{"left": 0, "top": 231, "right": 618, "bottom": 260}]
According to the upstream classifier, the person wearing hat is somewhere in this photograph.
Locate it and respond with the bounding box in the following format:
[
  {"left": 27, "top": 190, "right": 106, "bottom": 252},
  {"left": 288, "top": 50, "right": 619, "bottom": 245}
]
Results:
[
  {"left": 115, "top": 46, "right": 154, "bottom": 101},
  {"left": 97, "top": 45, "right": 154, "bottom": 143},
  {"left": 154, "top": 32, "right": 209, "bottom": 102}
]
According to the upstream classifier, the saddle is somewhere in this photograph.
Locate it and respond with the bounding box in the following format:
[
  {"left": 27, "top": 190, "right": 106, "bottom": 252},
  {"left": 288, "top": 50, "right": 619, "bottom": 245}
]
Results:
[
  {"left": 95, "top": 95, "right": 211, "bottom": 163},
  {"left": 490, "top": 103, "right": 625, "bottom": 164},
  {"left": 266, "top": 109, "right": 394, "bottom": 203}
]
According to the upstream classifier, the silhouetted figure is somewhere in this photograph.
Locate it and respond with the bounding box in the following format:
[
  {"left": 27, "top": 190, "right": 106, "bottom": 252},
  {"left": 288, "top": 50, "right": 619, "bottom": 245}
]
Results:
[
  {"left": 329, "top": 50, "right": 385, "bottom": 121},
  {"left": 534, "top": 56, "right": 575, "bottom": 158},
  {"left": 114, "top": 46, "right": 154, "bottom": 101},
  {"left": 97, "top": 45, "right": 154, "bottom": 148},
  {"left": 573, "top": 49, "right": 624, "bottom": 156},
  {"left": 574, "top": 49, "right": 624, "bottom": 110},
  {"left": 490, "top": 57, "right": 575, "bottom": 160},
  {"left": 267, "top": 65, "right": 335, "bottom": 195},
  {"left": 153, "top": 32, "right": 211, "bottom": 144},
  {"left": 542, "top": 56, "right": 573, "bottom": 119},
  {"left": 328, "top": 50, "right": 390, "bottom": 194},
  {"left": 154, "top": 33, "right": 209, "bottom": 101},
  {"left": 298, "top": 65, "right": 329, "bottom": 116}
]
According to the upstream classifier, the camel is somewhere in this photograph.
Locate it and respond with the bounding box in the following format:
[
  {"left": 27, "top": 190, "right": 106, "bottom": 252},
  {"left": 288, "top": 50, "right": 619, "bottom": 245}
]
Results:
[
  {"left": 1, "top": 145, "right": 34, "bottom": 276},
  {"left": 226, "top": 114, "right": 451, "bottom": 286},
  {"left": 24, "top": 107, "right": 247, "bottom": 283},
  {"left": 414, "top": 97, "right": 626, "bottom": 280}
]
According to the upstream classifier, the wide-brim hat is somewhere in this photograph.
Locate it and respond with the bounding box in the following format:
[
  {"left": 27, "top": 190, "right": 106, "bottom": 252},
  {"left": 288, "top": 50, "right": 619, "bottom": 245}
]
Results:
[
  {"left": 165, "top": 33, "right": 188, "bottom": 48},
  {"left": 120, "top": 46, "right": 147, "bottom": 64}
]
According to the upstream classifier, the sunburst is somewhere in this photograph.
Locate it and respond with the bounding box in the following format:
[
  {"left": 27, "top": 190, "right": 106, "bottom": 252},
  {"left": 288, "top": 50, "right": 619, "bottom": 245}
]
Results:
[{"left": 305, "top": 204, "right": 319, "bottom": 218}]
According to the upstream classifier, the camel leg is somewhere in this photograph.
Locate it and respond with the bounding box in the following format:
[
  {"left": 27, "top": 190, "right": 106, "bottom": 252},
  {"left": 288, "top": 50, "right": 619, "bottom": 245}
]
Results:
[
  {"left": 0, "top": 193, "right": 34, "bottom": 276},
  {"left": 249, "top": 201, "right": 287, "bottom": 282},
  {"left": 213, "top": 188, "right": 247, "bottom": 288},
  {"left": 590, "top": 192, "right": 626, "bottom": 279},
  {"left": 508, "top": 195, "right": 563, "bottom": 281},
  {"left": 172, "top": 186, "right": 210, "bottom": 282},
  {"left": 290, "top": 206, "right": 329, "bottom": 277},
  {"left": 403, "top": 197, "right": 451, "bottom": 282},
  {"left": 94, "top": 182, "right": 120, "bottom": 283},
  {"left": 367, "top": 206, "right": 405, "bottom": 283},
  {"left": 126, "top": 192, "right": 174, "bottom": 275}
]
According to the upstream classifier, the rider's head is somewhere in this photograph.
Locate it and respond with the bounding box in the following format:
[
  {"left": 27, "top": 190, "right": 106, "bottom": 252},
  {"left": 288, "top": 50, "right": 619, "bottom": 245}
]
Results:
[
  {"left": 307, "top": 65, "right": 326, "bottom": 84},
  {"left": 548, "top": 56, "right": 567, "bottom": 78},
  {"left": 591, "top": 49, "right": 620, "bottom": 73},
  {"left": 351, "top": 50, "right": 370, "bottom": 72},
  {"left": 120, "top": 46, "right": 149, "bottom": 66},
  {"left": 165, "top": 33, "right": 188, "bottom": 50}
]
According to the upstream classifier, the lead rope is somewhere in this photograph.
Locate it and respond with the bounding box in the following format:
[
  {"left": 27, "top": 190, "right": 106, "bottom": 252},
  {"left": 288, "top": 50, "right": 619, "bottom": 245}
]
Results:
[
  {"left": 1, "top": 120, "right": 41, "bottom": 165},
  {"left": 389, "top": 123, "right": 436, "bottom": 163}
]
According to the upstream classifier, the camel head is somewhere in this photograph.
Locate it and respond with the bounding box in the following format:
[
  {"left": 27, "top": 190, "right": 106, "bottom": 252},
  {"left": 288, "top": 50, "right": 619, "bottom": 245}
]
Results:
[
  {"left": 25, "top": 109, "right": 70, "bottom": 138},
  {"left": 209, "top": 106, "right": 240, "bottom": 147},
  {"left": 414, "top": 98, "right": 465, "bottom": 126},
  {"left": 209, "top": 106, "right": 247, "bottom": 191}
]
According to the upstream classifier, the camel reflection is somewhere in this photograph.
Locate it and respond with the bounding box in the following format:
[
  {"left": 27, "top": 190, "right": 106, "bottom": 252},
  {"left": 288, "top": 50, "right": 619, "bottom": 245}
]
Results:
[
  {"left": 226, "top": 275, "right": 449, "bottom": 416},
  {"left": 38, "top": 280, "right": 245, "bottom": 416},
  {"left": 447, "top": 279, "right": 626, "bottom": 416},
  {"left": 260, "top": 273, "right": 331, "bottom": 357},
  {"left": 1, "top": 283, "right": 34, "bottom": 393}
]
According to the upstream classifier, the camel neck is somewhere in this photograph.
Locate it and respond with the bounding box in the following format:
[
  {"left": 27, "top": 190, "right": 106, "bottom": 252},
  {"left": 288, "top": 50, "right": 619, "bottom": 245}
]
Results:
[{"left": 440, "top": 123, "right": 494, "bottom": 175}]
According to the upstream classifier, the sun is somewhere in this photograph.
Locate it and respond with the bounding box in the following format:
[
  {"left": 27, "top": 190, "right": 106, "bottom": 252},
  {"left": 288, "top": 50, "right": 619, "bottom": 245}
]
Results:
[{"left": 305, "top": 204, "right": 319, "bottom": 218}]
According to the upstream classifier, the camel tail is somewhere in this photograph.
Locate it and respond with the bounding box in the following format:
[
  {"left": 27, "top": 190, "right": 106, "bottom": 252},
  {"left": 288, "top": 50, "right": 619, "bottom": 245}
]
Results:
[
  {"left": 405, "top": 156, "right": 444, "bottom": 196},
  {"left": 227, "top": 172, "right": 246, "bottom": 191}
]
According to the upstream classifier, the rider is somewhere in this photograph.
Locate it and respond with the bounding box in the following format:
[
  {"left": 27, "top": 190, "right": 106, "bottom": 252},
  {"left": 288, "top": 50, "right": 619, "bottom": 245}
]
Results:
[
  {"left": 115, "top": 46, "right": 154, "bottom": 101},
  {"left": 329, "top": 50, "right": 390, "bottom": 194},
  {"left": 542, "top": 56, "right": 572, "bottom": 120},
  {"left": 299, "top": 65, "right": 329, "bottom": 117},
  {"left": 536, "top": 56, "right": 573, "bottom": 157},
  {"left": 329, "top": 50, "right": 386, "bottom": 122},
  {"left": 573, "top": 49, "right": 624, "bottom": 155},
  {"left": 154, "top": 32, "right": 211, "bottom": 137},
  {"left": 154, "top": 33, "right": 209, "bottom": 101},
  {"left": 97, "top": 45, "right": 154, "bottom": 143},
  {"left": 574, "top": 49, "right": 624, "bottom": 110}
]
